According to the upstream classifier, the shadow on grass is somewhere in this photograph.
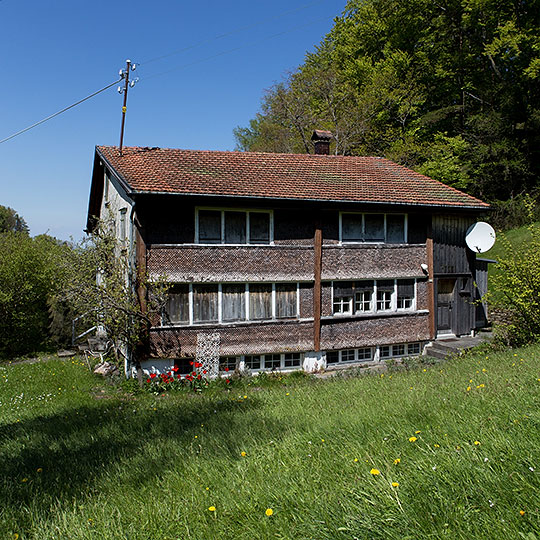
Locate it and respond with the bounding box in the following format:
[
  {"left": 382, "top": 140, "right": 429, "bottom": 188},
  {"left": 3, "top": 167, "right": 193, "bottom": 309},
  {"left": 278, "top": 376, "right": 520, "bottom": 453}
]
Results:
[{"left": 0, "top": 392, "right": 283, "bottom": 518}]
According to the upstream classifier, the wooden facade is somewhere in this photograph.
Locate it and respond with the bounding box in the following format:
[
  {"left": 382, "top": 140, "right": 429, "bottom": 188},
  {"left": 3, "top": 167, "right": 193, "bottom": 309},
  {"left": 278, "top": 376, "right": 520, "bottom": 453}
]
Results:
[{"left": 87, "top": 146, "right": 490, "bottom": 374}]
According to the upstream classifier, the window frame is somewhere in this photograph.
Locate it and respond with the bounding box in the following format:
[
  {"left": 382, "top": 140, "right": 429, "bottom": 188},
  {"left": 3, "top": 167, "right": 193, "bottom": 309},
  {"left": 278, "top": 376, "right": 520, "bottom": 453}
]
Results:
[
  {"left": 331, "top": 279, "right": 417, "bottom": 316},
  {"left": 195, "top": 207, "right": 274, "bottom": 245},
  {"left": 219, "top": 352, "right": 304, "bottom": 373},
  {"left": 162, "top": 282, "right": 300, "bottom": 327},
  {"left": 339, "top": 212, "right": 408, "bottom": 244}
]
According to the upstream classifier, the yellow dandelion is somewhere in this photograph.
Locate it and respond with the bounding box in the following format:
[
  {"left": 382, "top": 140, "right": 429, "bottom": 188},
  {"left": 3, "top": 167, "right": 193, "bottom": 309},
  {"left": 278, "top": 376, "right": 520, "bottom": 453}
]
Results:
[
  {"left": 37, "top": 467, "right": 43, "bottom": 473},
  {"left": 321, "top": 439, "right": 325, "bottom": 443},
  {"left": 415, "top": 430, "right": 421, "bottom": 434},
  {"left": 265, "top": 508, "right": 274, "bottom": 516},
  {"left": 13, "top": 535, "right": 19, "bottom": 540},
  {"left": 21, "top": 478, "right": 28, "bottom": 483},
  {"left": 393, "top": 458, "right": 401, "bottom": 465},
  {"left": 205, "top": 487, "right": 210, "bottom": 491},
  {"left": 466, "top": 386, "right": 471, "bottom": 392},
  {"left": 391, "top": 482, "right": 399, "bottom": 487},
  {"left": 474, "top": 440, "right": 481, "bottom": 446},
  {"left": 434, "top": 443, "right": 440, "bottom": 448},
  {"left": 520, "top": 510, "right": 525, "bottom": 516},
  {"left": 370, "top": 468, "right": 381, "bottom": 476},
  {"left": 208, "top": 506, "right": 216, "bottom": 512},
  {"left": 354, "top": 458, "right": 359, "bottom": 462},
  {"left": 243, "top": 395, "right": 247, "bottom": 399},
  {"left": 241, "top": 451, "right": 247, "bottom": 457},
  {"left": 409, "top": 436, "right": 417, "bottom": 442},
  {"left": 285, "top": 392, "right": 290, "bottom": 396},
  {"left": 482, "top": 368, "right": 487, "bottom": 373}
]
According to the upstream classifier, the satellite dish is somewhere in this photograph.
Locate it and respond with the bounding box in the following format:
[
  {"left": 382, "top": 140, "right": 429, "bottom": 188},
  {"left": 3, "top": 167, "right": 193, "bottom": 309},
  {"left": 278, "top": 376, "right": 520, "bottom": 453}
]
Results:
[{"left": 465, "top": 222, "right": 496, "bottom": 253}]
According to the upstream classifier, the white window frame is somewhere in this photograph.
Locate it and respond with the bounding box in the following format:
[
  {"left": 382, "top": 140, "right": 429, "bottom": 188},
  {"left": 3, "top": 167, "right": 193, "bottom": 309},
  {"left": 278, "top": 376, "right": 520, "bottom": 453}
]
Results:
[
  {"left": 332, "top": 279, "right": 416, "bottom": 316},
  {"left": 195, "top": 207, "right": 274, "bottom": 245},
  {"left": 339, "top": 212, "right": 408, "bottom": 244},
  {"left": 326, "top": 347, "right": 374, "bottom": 365}
]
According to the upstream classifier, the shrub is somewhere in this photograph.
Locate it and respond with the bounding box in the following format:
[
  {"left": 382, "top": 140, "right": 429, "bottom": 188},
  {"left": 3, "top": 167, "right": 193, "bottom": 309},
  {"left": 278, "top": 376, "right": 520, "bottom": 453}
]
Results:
[{"left": 487, "top": 213, "right": 540, "bottom": 346}]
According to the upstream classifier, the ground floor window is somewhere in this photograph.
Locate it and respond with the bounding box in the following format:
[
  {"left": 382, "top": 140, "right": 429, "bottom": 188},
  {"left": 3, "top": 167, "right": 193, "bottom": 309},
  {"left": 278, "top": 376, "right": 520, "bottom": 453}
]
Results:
[
  {"left": 326, "top": 348, "right": 373, "bottom": 364},
  {"left": 218, "top": 352, "right": 303, "bottom": 372},
  {"left": 379, "top": 342, "right": 423, "bottom": 359}
]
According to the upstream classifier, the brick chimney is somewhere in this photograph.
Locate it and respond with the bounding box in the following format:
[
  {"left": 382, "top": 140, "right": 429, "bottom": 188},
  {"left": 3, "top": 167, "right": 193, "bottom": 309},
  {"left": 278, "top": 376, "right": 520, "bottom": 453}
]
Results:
[{"left": 311, "top": 130, "right": 332, "bottom": 155}]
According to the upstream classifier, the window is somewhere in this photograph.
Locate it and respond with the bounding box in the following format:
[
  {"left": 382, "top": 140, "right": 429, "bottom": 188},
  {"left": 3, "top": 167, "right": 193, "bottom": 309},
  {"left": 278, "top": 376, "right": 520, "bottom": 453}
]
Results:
[
  {"left": 333, "top": 279, "right": 416, "bottom": 316},
  {"left": 197, "top": 209, "right": 271, "bottom": 244},
  {"left": 219, "top": 356, "right": 237, "bottom": 372},
  {"left": 397, "top": 280, "right": 415, "bottom": 310},
  {"left": 164, "top": 282, "right": 298, "bottom": 326},
  {"left": 104, "top": 171, "right": 110, "bottom": 201},
  {"left": 357, "top": 348, "right": 372, "bottom": 360},
  {"left": 326, "top": 351, "right": 339, "bottom": 364},
  {"left": 245, "top": 355, "right": 261, "bottom": 370},
  {"left": 164, "top": 284, "right": 189, "bottom": 324},
  {"left": 354, "top": 282, "right": 373, "bottom": 312},
  {"left": 193, "top": 284, "right": 218, "bottom": 322},
  {"left": 198, "top": 210, "right": 221, "bottom": 243},
  {"left": 333, "top": 281, "right": 354, "bottom": 314},
  {"left": 378, "top": 342, "right": 422, "bottom": 359},
  {"left": 264, "top": 354, "right": 281, "bottom": 369},
  {"left": 326, "top": 348, "right": 373, "bottom": 365},
  {"left": 376, "top": 280, "right": 394, "bottom": 311},
  {"left": 249, "top": 284, "right": 272, "bottom": 320},
  {"left": 224, "top": 211, "right": 246, "bottom": 243},
  {"left": 276, "top": 283, "right": 297, "bottom": 318},
  {"left": 284, "top": 353, "right": 301, "bottom": 368},
  {"left": 222, "top": 284, "right": 245, "bottom": 322},
  {"left": 341, "top": 213, "right": 406, "bottom": 243},
  {"left": 119, "top": 208, "right": 127, "bottom": 244}
]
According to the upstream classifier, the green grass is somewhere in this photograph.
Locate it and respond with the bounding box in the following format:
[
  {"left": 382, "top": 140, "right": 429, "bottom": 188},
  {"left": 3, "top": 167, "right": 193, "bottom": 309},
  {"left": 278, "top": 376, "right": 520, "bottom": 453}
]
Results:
[{"left": 1, "top": 349, "right": 540, "bottom": 540}]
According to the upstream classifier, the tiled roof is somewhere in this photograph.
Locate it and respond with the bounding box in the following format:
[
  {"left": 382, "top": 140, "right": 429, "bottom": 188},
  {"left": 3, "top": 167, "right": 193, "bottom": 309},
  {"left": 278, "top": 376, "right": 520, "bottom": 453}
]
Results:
[{"left": 96, "top": 146, "right": 489, "bottom": 209}]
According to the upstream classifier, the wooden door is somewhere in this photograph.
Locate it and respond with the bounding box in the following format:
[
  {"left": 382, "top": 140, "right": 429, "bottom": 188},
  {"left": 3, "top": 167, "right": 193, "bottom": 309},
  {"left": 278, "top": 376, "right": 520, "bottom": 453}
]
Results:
[{"left": 437, "top": 278, "right": 456, "bottom": 333}]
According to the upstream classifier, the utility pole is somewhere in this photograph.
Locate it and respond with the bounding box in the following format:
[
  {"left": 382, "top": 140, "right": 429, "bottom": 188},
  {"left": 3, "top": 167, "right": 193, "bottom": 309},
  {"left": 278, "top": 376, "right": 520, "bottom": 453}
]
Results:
[{"left": 117, "top": 59, "right": 138, "bottom": 156}]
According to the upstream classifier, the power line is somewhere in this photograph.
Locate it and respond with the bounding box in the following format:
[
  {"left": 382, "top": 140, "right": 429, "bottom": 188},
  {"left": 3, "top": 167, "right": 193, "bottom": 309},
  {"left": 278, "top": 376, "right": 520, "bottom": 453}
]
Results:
[
  {"left": 141, "top": 15, "right": 331, "bottom": 82},
  {"left": 139, "top": 0, "right": 327, "bottom": 66},
  {"left": 0, "top": 79, "right": 122, "bottom": 145}
]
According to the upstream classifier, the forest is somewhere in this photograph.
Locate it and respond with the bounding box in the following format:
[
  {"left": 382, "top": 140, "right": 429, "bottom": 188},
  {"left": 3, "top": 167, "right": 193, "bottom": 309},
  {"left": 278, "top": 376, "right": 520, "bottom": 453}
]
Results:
[{"left": 234, "top": 0, "right": 540, "bottom": 210}]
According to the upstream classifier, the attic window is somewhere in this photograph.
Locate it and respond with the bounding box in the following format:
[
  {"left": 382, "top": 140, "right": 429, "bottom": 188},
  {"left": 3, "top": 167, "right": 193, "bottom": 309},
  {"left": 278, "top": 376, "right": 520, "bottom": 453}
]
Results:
[
  {"left": 196, "top": 208, "right": 271, "bottom": 244},
  {"left": 341, "top": 213, "right": 407, "bottom": 244}
]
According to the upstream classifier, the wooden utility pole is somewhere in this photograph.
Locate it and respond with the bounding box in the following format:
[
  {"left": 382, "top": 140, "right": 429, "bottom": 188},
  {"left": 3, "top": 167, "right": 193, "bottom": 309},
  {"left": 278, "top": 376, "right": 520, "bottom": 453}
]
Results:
[{"left": 118, "top": 59, "right": 138, "bottom": 156}]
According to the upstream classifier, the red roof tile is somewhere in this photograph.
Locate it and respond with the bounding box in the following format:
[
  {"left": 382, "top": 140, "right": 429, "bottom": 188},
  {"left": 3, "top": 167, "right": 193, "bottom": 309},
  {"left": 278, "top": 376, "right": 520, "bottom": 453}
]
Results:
[{"left": 96, "top": 146, "right": 489, "bottom": 209}]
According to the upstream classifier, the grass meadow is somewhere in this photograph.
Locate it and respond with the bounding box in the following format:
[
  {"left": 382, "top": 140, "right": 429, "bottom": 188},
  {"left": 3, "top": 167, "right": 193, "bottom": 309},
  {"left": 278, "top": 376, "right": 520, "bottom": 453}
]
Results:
[{"left": 1, "top": 346, "right": 540, "bottom": 540}]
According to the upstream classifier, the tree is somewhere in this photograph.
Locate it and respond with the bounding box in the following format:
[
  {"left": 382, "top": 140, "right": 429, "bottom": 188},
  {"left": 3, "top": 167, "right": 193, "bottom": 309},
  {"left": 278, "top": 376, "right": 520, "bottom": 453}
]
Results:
[
  {"left": 235, "top": 0, "right": 540, "bottom": 202},
  {"left": 55, "top": 220, "right": 170, "bottom": 373},
  {"left": 0, "top": 232, "right": 69, "bottom": 357},
  {"left": 0, "top": 205, "right": 29, "bottom": 234}
]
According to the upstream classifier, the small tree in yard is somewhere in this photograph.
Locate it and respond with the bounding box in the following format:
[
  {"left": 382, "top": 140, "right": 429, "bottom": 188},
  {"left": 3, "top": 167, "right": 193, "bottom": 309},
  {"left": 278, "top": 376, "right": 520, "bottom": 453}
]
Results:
[
  {"left": 56, "top": 220, "right": 170, "bottom": 376},
  {"left": 488, "top": 208, "right": 540, "bottom": 346}
]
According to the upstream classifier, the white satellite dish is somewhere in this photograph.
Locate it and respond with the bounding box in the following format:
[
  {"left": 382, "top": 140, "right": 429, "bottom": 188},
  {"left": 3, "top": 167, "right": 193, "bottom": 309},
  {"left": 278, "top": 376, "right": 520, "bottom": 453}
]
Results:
[{"left": 465, "top": 222, "right": 496, "bottom": 253}]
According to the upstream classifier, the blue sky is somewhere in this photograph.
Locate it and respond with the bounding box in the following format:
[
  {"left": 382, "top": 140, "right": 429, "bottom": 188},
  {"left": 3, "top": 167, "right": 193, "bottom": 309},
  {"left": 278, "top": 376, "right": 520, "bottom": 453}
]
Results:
[{"left": 0, "top": 0, "right": 346, "bottom": 240}]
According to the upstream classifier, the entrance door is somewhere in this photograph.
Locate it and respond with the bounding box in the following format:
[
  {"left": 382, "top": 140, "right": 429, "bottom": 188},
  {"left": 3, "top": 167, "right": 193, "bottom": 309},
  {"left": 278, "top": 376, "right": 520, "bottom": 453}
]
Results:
[{"left": 437, "top": 278, "right": 456, "bottom": 334}]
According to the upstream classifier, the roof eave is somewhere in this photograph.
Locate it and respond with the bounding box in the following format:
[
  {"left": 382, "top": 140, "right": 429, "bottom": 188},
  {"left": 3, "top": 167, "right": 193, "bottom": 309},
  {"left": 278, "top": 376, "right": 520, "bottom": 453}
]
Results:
[{"left": 129, "top": 189, "right": 489, "bottom": 211}]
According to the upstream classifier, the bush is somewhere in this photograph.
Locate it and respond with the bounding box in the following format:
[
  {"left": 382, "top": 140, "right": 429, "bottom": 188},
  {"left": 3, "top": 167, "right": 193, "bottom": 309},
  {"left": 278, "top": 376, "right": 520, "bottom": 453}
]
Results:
[{"left": 487, "top": 215, "right": 540, "bottom": 346}]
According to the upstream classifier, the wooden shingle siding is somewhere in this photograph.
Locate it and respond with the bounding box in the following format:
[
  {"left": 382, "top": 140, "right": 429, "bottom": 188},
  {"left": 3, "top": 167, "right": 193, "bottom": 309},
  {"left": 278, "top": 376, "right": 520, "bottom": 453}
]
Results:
[
  {"left": 321, "top": 313, "right": 430, "bottom": 350},
  {"left": 321, "top": 245, "right": 427, "bottom": 280}
]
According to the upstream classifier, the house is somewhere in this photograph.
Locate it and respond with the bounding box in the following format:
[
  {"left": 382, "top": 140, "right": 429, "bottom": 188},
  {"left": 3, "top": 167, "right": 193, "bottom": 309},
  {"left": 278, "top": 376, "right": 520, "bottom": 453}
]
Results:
[{"left": 86, "top": 133, "right": 490, "bottom": 376}]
